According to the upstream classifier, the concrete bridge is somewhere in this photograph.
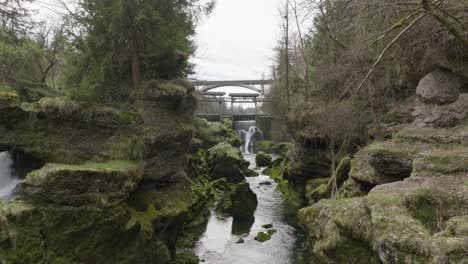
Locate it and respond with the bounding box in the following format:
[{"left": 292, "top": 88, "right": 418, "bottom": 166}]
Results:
[
  {"left": 192, "top": 79, "right": 274, "bottom": 121},
  {"left": 193, "top": 79, "right": 274, "bottom": 95},
  {"left": 192, "top": 79, "right": 289, "bottom": 141}
]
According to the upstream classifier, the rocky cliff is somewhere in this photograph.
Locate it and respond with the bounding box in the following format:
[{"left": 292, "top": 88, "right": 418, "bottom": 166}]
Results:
[
  {"left": 0, "top": 80, "right": 211, "bottom": 263},
  {"left": 297, "top": 69, "right": 468, "bottom": 263}
]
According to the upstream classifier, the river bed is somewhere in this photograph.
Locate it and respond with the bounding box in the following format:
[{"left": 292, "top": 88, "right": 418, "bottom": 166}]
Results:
[{"left": 194, "top": 153, "right": 305, "bottom": 264}]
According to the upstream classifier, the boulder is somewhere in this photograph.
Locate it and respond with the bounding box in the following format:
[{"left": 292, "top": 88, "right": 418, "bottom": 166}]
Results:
[
  {"left": 255, "top": 151, "right": 272, "bottom": 167},
  {"left": 227, "top": 128, "right": 242, "bottom": 148},
  {"left": 254, "top": 232, "right": 271, "bottom": 242},
  {"left": 194, "top": 118, "right": 228, "bottom": 148},
  {"left": 416, "top": 68, "right": 463, "bottom": 105},
  {"left": 23, "top": 160, "right": 141, "bottom": 207},
  {"left": 206, "top": 142, "right": 249, "bottom": 183},
  {"left": 231, "top": 182, "right": 258, "bottom": 221}
]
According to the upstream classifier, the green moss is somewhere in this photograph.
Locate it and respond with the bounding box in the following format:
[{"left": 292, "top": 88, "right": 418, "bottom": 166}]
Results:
[
  {"left": 254, "top": 232, "right": 271, "bottom": 242},
  {"left": 127, "top": 204, "right": 159, "bottom": 235},
  {"left": 172, "top": 252, "right": 200, "bottom": 264},
  {"left": 39, "top": 96, "right": 80, "bottom": 119},
  {"left": 221, "top": 117, "right": 233, "bottom": 128},
  {"left": 269, "top": 165, "right": 305, "bottom": 209},
  {"left": 28, "top": 160, "right": 138, "bottom": 177},
  {"left": 267, "top": 228, "right": 277, "bottom": 235},
  {"left": 0, "top": 85, "right": 19, "bottom": 102}
]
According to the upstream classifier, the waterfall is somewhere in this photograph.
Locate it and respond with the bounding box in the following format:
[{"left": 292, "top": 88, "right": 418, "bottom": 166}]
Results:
[
  {"left": 0, "top": 152, "right": 19, "bottom": 198},
  {"left": 238, "top": 126, "right": 263, "bottom": 154}
]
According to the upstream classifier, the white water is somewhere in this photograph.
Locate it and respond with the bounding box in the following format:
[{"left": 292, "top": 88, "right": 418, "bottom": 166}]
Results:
[
  {"left": 194, "top": 153, "right": 299, "bottom": 264},
  {"left": 238, "top": 126, "right": 263, "bottom": 154},
  {"left": 0, "top": 152, "right": 20, "bottom": 198}
]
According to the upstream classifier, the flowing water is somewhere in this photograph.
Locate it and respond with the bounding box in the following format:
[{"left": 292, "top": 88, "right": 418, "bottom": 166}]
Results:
[
  {"left": 0, "top": 152, "right": 20, "bottom": 198},
  {"left": 195, "top": 125, "right": 304, "bottom": 264},
  {"left": 237, "top": 121, "right": 263, "bottom": 154}
]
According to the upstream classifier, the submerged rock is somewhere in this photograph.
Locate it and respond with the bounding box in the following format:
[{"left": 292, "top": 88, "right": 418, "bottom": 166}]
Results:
[
  {"left": 254, "top": 232, "right": 271, "bottom": 242},
  {"left": 255, "top": 151, "right": 272, "bottom": 167}
]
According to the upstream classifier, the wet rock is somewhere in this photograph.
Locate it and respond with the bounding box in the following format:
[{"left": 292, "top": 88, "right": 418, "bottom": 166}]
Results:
[
  {"left": 245, "top": 168, "right": 259, "bottom": 177},
  {"left": 259, "top": 181, "right": 272, "bottom": 186},
  {"left": 231, "top": 182, "right": 258, "bottom": 221},
  {"left": 262, "top": 223, "right": 273, "bottom": 229},
  {"left": 206, "top": 142, "right": 249, "bottom": 183},
  {"left": 416, "top": 68, "right": 463, "bottom": 105},
  {"left": 23, "top": 160, "right": 141, "bottom": 207},
  {"left": 173, "top": 252, "right": 200, "bottom": 264},
  {"left": 267, "top": 229, "right": 277, "bottom": 235},
  {"left": 236, "top": 238, "right": 245, "bottom": 244},
  {"left": 255, "top": 151, "right": 272, "bottom": 167},
  {"left": 254, "top": 232, "right": 271, "bottom": 242},
  {"left": 271, "top": 157, "right": 284, "bottom": 168}
]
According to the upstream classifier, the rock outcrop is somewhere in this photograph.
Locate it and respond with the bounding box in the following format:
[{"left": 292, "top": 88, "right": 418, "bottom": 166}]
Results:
[
  {"left": 0, "top": 80, "right": 201, "bottom": 263},
  {"left": 298, "top": 78, "right": 468, "bottom": 263},
  {"left": 206, "top": 142, "right": 249, "bottom": 183},
  {"left": 23, "top": 161, "right": 141, "bottom": 207},
  {"left": 413, "top": 69, "right": 468, "bottom": 128},
  {"left": 255, "top": 151, "right": 272, "bottom": 167}
]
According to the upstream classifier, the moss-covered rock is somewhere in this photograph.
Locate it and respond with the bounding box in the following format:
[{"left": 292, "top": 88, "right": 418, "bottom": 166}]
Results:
[
  {"left": 194, "top": 118, "right": 228, "bottom": 148},
  {"left": 255, "top": 151, "right": 272, "bottom": 167},
  {"left": 231, "top": 182, "right": 258, "bottom": 221},
  {"left": 299, "top": 173, "right": 468, "bottom": 263},
  {"left": 0, "top": 198, "right": 174, "bottom": 264},
  {"left": 0, "top": 86, "right": 24, "bottom": 128},
  {"left": 23, "top": 160, "right": 141, "bottom": 207},
  {"left": 254, "top": 231, "right": 271, "bottom": 242},
  {"left": 254, "top": 140, "right": 278, "bottom": 154},
  {"left": 349, "top": 141, "right": 425, "bottom": 187},
  {"left": 305, "top": 178, "right": 330, "bottom": 204},
  {"left": 206, "top": 142, "right": 249, "bottom": 183},
  {"left": 172, "top": 252, "right": 200, "bottom": 264},
  {"left": 412, "top": 146, "right": 468, "bottom": 176}
]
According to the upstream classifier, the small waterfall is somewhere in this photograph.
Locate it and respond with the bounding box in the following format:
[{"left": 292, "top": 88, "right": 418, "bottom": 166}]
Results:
[
  {"left": 238, "top": 126, "right": 263, "bottom": 154},
  {"left": 0, "top": 152, "right": 20, "bottom": 198}
]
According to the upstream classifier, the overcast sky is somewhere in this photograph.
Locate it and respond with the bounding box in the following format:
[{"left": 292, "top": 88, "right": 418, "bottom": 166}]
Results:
[
  {"left": 191, "top": 0, "right": 283, "bottom": 81},
  {"left": 31, "top": 0, "right": 284, "bottom": 82}
]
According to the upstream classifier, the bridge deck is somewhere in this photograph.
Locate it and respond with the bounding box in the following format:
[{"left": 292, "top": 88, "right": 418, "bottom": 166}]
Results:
[{"left": 193, "top": 80, "right": 274, "bottom": 86}]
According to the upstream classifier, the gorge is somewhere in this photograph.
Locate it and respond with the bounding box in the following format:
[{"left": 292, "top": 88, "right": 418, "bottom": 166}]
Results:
[{"left": 0, "top": 0, "right": 468, "bottom": 263}]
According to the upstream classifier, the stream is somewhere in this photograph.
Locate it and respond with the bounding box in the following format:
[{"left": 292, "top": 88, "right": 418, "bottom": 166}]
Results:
[{"left": 194, "top": 126, "right": 305, "bottom": 264}]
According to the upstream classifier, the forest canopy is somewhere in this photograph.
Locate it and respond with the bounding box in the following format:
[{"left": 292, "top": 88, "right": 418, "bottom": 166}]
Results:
[{"left": 0, "top": 0, "right": 215, "bottom": 101}]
